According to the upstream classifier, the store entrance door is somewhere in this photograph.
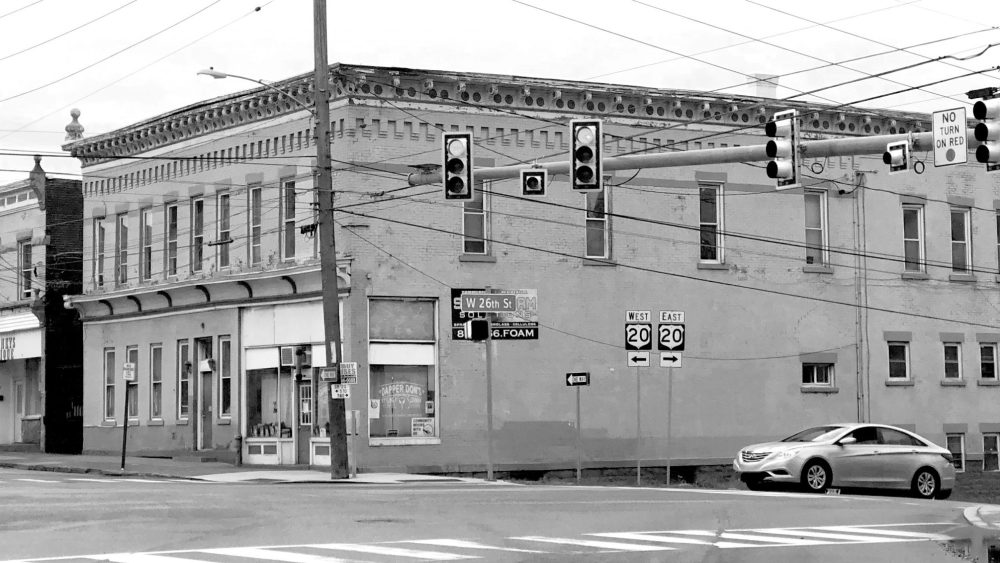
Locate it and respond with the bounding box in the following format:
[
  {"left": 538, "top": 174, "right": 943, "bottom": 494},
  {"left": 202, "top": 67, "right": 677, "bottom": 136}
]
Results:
[
  {"left": 297, "top": 381, "right": 312, "bottom": 464},
  {"left": 200, "top": 372, "right": 213, "bottom": 449},
  {"left": 13, "top": 380, "right": 24, "bottom": 442}
]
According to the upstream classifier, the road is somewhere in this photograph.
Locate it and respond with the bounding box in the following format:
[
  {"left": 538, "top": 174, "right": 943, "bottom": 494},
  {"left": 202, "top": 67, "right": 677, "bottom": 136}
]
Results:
[{"left": 0, "top": 467, "right": 994, "bottom": 562}]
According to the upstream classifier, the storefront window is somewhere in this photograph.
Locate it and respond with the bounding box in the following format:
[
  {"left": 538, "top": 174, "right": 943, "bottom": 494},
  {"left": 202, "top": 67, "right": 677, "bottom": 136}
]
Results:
[
  {"left": 368, "top": 298, "right": 438, "bottom": 440},
  {"left": 246, "top": 367, "right": 293, "bottom": 438}
]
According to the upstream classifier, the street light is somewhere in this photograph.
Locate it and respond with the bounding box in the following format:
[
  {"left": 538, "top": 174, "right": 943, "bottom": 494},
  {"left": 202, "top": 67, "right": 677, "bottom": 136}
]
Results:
[{"left": 198, "top": 55, "right": 349, "bottom": 479}]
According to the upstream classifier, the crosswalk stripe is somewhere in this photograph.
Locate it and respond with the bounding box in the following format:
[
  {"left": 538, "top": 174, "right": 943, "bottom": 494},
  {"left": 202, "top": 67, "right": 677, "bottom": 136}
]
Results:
[
  {"left": 588, "top": 532, "right": 715, "bottom": 546},
  {"left": 404, "top": 539, "right": 544, "bottom": 553},
  {"left": 68, "top": 478, "right": 120, "bottom": 483},
  {"left": 817, "top": 526, "right": 951, "bottom": 540},
  {"left": 14, "top": 479, "right": 59, "bottom": 483},
  {"left": 512, "top": 536, "right": 673, "bottom": 552},
  {"left": 310, "top": 543, "right": 475, "bottom": 560},
  {"left": 202, "top": 547, "right": 356, "bottom": 562},
  {"left": 123, "top": 479, "right": 169, "bottom": 483},
  {"left": 89, "top": 553, "right": 218, "bottom": 563},
  {"left": 754, "top": 528, "right": 917, "bottom": 542},
  {"left": 717, "top": 532, "right": 829, "bottom": 546}
]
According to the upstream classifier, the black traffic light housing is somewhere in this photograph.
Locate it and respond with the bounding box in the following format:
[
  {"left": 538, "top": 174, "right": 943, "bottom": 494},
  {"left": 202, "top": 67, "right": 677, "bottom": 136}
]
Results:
[
  {"left": 466, "top": 319, "right": 489, "bottom": 341},
  {"left": 973, "top": 97, "right": 1000, "bottom": 173},
  {"left": 443, "top": 132, "right": 474, "bottom": 199},
  {"left": 765, "top": 109, "right": 800, "bottom": 190},
  {"left": 883, "top": 141, "right": 910, "bottom": 175},
  {"left": 570, "top": 119, "right": 602, "bottom": 191},
  {"left": 521, "top": 169, "right": 547, "bottom": 196}
]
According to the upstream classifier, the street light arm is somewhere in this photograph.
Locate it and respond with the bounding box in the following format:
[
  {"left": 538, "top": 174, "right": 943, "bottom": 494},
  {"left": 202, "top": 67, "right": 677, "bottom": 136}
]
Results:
[{"left": 197, "top": 68, "right": 314, "bottom": 116}]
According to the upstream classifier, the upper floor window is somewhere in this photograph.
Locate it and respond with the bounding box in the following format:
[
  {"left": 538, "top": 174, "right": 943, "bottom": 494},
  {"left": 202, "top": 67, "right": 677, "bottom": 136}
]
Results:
[
  {"left": 699, "top": 184, "right": 723, "bottom": 262},
  {"left": 585, "top": 183, "right": 609, "bottom": 259},
  {"left": 94, "top": 219, "right": 106, "bottom": 288},
  {"left": 191, "top": 198, "right": 204, "bottom": 273},
  {"left": 140, "top": 208, "right": 153, "bottom": 280},
  {"left": 802, "top": 363, "right": 833, "bottom": 387},
  {"left": 165, "top": 204, "right": 178, "bottom": 277},
  {"left": 982, "top": 343, "right": 998, "bottom": 380},
  {"left": 217, "top": 191, "right": 231, "bottom": 269},
  {"left": 943, "top": 342, "right": 962, "bottom": 379},
  {"left": 804, "top": 190, "right": 828, "bottom": 266},
  {"left": 902, "top": 205, "right": 925, "bottom": 272},
  {"left": 249, "top": 185, "right": 262, "bottom": 266},
  {"left": 463, "top": 181, "right": 488, "bottom": 255},
  {"left": 951, "top": 207, "right": 971, "bottom": 273},
  {"left": 888, "top": 341, "right": 909, "bottom": 379},
  {"left": 281, "top": 180, "right": 296, "bottom": 260},
  {"left": 995, "top": 211, "right": 999, "bottom": 273},
  {"left": 116, "top": 213, "right": 128, "bottom": 285},
  {"left": 18, "top": 241, "right": 31, "bottom": 300}
]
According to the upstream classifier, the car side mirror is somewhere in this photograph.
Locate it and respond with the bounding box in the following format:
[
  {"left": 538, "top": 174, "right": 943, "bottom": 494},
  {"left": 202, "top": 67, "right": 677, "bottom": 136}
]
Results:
[{"left": 839, "top": 436, "right": 857, "bottom": 446}]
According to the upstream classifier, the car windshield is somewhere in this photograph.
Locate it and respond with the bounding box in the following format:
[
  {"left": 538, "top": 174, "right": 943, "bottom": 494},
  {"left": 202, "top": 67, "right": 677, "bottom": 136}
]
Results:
[{"left": 780, "top": 426, "right": 845, "bottom": 443}]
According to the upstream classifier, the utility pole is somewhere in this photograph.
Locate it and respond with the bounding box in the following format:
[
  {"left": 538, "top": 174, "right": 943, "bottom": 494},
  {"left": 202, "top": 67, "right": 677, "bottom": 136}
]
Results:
[{"left": 313, "top": 0, "right": 348, "bottom": 479}]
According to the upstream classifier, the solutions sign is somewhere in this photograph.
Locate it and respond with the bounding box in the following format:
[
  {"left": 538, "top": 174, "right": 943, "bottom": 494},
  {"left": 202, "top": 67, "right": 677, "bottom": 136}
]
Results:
[{"left": 451, "top": 288, "right": 539, "bottom": 340}]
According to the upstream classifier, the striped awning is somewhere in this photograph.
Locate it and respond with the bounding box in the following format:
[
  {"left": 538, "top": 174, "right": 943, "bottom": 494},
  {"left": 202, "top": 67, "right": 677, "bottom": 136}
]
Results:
[{"left": 0, "top": 312, "right": 40, "bottom": 333}]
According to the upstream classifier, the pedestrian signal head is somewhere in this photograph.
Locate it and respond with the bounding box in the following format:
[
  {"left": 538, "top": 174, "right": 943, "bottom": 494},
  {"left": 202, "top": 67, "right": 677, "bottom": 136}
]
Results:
[
  {"left": 883, "top": 141, "right": 910, "bottom": 175},
  {"left": 521, "top": 169, "right": 547, "bottom": 196}
]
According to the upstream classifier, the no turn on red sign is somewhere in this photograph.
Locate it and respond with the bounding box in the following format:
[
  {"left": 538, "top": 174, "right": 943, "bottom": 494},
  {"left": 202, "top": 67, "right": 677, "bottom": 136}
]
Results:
[{"left": 932, "top": 108, "right": 968, "bottom": 167}]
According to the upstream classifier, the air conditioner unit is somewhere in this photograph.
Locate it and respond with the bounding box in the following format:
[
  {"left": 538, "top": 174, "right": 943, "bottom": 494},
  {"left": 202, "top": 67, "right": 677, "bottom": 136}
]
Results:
[
  {"left": 198, "top": 358, "right": 216, "bottom": 373},
  {"left": 279, "top": 346, "right": 295, "bottom": 367}
]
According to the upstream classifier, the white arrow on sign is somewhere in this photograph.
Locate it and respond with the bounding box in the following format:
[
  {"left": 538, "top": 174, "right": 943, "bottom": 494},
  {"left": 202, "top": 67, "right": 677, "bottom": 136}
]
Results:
[
  {"left": 627, "top": 351, "right": 650, "bottom": 367},
  {"left": 566, "top": 372, "right": 590, "bottom": 386},
  {"left": 660, "top": 352, "right": 682, "bottom": 368}
]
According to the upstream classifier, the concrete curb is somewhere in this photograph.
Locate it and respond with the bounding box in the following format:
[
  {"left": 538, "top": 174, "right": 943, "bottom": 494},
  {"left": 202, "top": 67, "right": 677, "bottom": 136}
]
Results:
[
  {"left": 963, "top": 505, "right": 1000, "bottom": 530},
  {"left": 0, "top": 462, "right": 200, "bottom": 481}
]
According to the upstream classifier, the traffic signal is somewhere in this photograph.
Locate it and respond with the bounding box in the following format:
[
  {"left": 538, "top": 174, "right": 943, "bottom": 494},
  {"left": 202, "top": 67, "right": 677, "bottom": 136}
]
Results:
[
  {"left": 972, "top": 98, "right": 1000, "bottom": 173},
  {"left": 443, "top": 132, "right": 473, "bottom": 199},
  {"left": 883, "top": 141, "right": 910, "bottom": 175},
  {"left": 465, "top": 319, "right": 489, "bottom": 341},
  {"left": 570, "top": 119, "right": 602, "bottom": 191},
  {"left": 764, "top": 109, "right": 800, "bottom": 190},
  {"left": 521, "top": 169, "right": 547, "bottom": 196}
]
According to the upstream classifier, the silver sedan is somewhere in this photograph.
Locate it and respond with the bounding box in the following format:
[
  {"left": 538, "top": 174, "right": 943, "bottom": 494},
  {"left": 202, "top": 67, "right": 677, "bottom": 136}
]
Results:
[{"left": 732, "top": 423, "right": 956, "bottom": 499}]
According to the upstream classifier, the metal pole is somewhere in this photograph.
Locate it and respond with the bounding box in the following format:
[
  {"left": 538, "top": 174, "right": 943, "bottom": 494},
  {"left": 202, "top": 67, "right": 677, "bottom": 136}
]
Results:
[
  {"left": 666, "top": 365, "right": 672, "bottom": 486},
  {"left": 119, "top": 383, "right": 129, "bottom": 471},
  {"left": 636, "top": 366, "right": 641, "bottom": 486},
  {"left": 313, "top": 0, "right": 348, "bottom": 479},
  {"left": 575, "top": 385, "right": 582, "bottom": 484},
  {"left": 485, "top": 328, "right": 495, "bottom": 481}
]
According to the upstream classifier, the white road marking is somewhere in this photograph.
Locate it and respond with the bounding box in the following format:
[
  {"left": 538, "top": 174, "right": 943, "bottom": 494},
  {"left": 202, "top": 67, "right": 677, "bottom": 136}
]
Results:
[
  {"left": 121, "top": 479, "right": 169, "bottom": 483},
  {"left": 67, "top": 478, "right": 121, "bottom": 483},
  {"left": 14, "top": 479, "right": 59, "bottom": 483},
  {"left": 89, "top": 554, "right": 220, "bottom": 563},
  {"left": 817, "top": 525, "right": 951, "bottom": 540},
  {"left": 588, "top": 531, "right": 716, "bottom": 546},
  {"left": 753, "top": 528, "right": 916, "bottom": 542},
  {"left": 512, "top": 536, "right": 673, "bottom": 551},
  {"left": 404, "top": 539, "right": 544, "bottom": 553},
  {"left": 202, "top": 547, "right": 357, "bottom": 562},
  {"left": 310, "top": 543, "right": 475, "bottom": 560}
]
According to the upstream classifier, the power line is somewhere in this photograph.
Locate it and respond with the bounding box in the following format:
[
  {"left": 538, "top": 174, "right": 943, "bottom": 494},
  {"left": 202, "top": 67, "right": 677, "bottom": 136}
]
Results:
[{"left": 0, "top": 0, "right": 140, "bottom": 63}]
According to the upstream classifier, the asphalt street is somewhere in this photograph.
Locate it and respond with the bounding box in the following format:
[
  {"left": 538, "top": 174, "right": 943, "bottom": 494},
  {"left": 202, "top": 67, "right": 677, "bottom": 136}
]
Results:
[{"left": 0, "top": 467, "right": 995, "bottom": 562}]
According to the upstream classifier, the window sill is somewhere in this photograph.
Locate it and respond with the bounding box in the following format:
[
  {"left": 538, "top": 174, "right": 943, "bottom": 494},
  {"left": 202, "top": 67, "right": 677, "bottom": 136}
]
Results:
[
  {"left": 901, "top": 272, "right": 929, "bottom": 280},
  {"left": 458, "top": 254, "right": 496, "bottom": 263},
  {"left": 21, "top": 414, "right": 42, "bottom": 420},
  {"left": 697, "top": 262, "right": 728, "bottom": 270},
  {"left": 802, "top": 265, "right": 833, "bottom": 274},
  {"left": 100, "top": 420, "right": 117, "bottom": 428},
  {"left": 978, "top": 379, "right": 1000, "bottom": 387},
  {"left": 127, "top": 419, "right": 139, "bottom": 427},
  {"left": 940, "top": 379, "right": 967, "bottom": 387},
  {"left": 148, "top": 419, "right": 164, "bottom": 426},
  {"left": 885, "top": 380, "right": 914, "bottom": 387},
  {"left": 176, "top": 419, "right": 189, "bottom": 426},
  {"left": 801, "top": 386, "right": 838, "bottom": 394},
  {"left": 949, "top": 273, "right": 977, "bottom": 283},
  {"left": 995, "top": 274, "right": 1000, "bottom": 284},
  {"left": 218, "top": 418, "right": 231, "bottom": 425},
  {"left": 583, "top": 258, "right": 616, "bottom": 267},
  {"left": 369, "top": 437, "right": 442, "bottom": 446}
]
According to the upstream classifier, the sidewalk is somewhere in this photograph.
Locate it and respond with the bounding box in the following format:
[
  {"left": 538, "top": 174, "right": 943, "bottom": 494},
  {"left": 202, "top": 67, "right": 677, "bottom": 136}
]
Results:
[{"left": 0, "top": 451, "right": 499, "bottom": 485}]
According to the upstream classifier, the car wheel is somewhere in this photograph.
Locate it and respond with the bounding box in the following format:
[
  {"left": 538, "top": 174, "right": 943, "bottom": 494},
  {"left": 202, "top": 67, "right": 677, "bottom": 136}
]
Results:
[
  {"left": 801, "top": 460, "right": 831, "bottom": 493},
  {"left": 911, "top": 468, "right": 940, "bottom": 499},
  {"left": 743, "top": 478, "right": 765, "bottom": 491}
]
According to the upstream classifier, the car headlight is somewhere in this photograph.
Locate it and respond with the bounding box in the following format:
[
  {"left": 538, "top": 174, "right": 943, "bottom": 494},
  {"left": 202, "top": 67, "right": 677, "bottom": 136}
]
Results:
[{"left": 773, "top": 450, "right": 799, "bottom": 460}]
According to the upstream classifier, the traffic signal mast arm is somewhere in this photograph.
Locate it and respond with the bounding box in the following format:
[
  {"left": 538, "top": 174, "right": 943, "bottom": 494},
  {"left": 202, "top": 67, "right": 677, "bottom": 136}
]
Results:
[{"left": 408, "top": 130, "right": 978, "bottom": 187}]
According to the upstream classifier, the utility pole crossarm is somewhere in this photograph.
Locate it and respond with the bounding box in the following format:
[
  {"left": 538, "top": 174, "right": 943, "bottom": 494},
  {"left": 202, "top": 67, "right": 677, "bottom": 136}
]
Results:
[{"left": 406, "top": 131, "right": 976, "bottom": 187}]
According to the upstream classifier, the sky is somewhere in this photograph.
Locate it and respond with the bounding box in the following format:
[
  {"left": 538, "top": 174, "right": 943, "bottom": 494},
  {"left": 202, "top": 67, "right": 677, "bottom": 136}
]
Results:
[{"left": 0, "top": 0, "right": 997, "bottom": 185}]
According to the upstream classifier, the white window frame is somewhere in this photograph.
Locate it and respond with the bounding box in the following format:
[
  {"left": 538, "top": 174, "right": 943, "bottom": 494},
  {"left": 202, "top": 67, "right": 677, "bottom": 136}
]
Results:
[
  {"left": 17, "top": 240, "right": 32, "bottom": 300},
  {"left": 140, "top": 208, "right": 153, "bottom": 280},
  {"left": 248, "top": 184, "right": 262, "bottom": 266},
  {"left": 177, "top": 340, "right": 190, "bottom": 420},
  {"left": 888, "top": 341, "right": 910, "bottom": 380},
  {"left": 116, "top": 213, "right": 128, "bottom": 286},
  {"left": 299, "top": 384, "right": 313, "bottom": 426},
  {"left": 126, "top": 346, "right": 139, "bottom": 420},
  {"left": 94, "top": 218, "right": 106, "bottom": 288},
  {"left": 463, "top": 181, "right": 489, "bottom": 255},
  {"left": 985, "top": 433, "right": 999, "bottom": 472},
  {"left": 218, "top": 336, "right": 231, "bottom": 418},
  {"left": 804, "top": 190, "right": 828, "bottom": 266},
  {"left": 165, "top": 204, "right": 178, "bottom": 277},
  {"left": 981, "top": 343, "right": 998, "bottom": 380},
  {"left": 104, "top": 348, "right": 115, "bottom": 421},
  {"left": 902, "top": 204, "right": 925, "bottom": 272},
  {"left": 217, "top": 191, "right": 231, "bottom": 269},
  {"left": 802, "top": 363, "right": 833, "bottom": 387},
  {"left": 585, "top": 182, "right": 610, "bottom": 259},
  {"left": 943, "top": 342, "right": 962, "bottom": 380},
  {"left": 191, "top": 197, "right": 204, "bottom": 273},
  {"left": 281, "top": 179, "right": 296, "bottom": 260},
  {"left": 946, "top": 433, "right": 965, "bottom": 472},
  {"left": 951, "top": 207, "right": 972, "bottom": 274},
  {"left": 149, "top": 343, "right": 162, "bottom": 420},
  {"left": 699, "top": 183, "right": 724, "bottom": 263}
]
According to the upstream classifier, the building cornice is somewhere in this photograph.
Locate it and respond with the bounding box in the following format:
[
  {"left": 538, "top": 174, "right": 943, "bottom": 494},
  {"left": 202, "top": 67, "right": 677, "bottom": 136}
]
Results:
[{"left": 63, "top": 63, "right": 936, "bottom": 165}]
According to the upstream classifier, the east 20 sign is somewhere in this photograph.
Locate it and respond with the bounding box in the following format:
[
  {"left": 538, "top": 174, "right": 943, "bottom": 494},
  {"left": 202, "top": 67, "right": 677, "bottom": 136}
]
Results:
[{"left": 657, "top": 311, "right": 685, "bottom": 351}]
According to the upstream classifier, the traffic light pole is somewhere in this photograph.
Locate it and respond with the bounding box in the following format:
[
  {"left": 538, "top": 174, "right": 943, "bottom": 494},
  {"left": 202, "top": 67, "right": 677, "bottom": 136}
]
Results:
[
  {"left": 407, "top": 130, "right": 979, "bottom": 187},
  {"left": 313, "top": 0, "right": 349, "bottom": 479}
]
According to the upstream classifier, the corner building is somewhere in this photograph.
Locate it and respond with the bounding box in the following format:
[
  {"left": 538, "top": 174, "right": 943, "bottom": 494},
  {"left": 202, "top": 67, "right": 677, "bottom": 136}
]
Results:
[{"left": 64, "top": 64, "right": 1000, "bottom": 473}]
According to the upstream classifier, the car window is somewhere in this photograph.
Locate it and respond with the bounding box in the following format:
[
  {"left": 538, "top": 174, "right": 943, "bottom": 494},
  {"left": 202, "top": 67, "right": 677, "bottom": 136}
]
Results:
[
  {"left": 781, "top": 426, "right": 844, "bottom": 442},
  {"left": 848, "top": 426, "right": 879, "bottom": 444},
  {"left": 878, "top": 428, "right": 923, "bottom": 446}
]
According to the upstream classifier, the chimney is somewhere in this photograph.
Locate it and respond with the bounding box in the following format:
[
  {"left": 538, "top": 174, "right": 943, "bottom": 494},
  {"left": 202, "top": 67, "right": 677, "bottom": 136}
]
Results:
[{"left": 749, "top": 74, "right": 779, "bottom": 98}]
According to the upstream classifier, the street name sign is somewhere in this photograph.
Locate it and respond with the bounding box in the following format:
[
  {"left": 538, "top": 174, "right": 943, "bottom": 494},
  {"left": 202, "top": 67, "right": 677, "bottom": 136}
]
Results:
[
  {"left": 627, "top": 351, "right": 650, "bottom": 367},
  {"left": 932, "top": 108, "right": 968, "bottom": 167},
  {"left": 566, "top": 372, "right": 590, "bottom": 386},
  {"left": 460, "top": 292, "right": 519, "bottom": 313},
  {"left": 660, "top": 352, "right": 683, "bottom": 368}
]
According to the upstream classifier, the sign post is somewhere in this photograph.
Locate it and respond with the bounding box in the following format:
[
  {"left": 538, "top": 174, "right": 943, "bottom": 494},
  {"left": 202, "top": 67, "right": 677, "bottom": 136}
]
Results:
[
  {"left": 636, "top": 365, "right": 641, "bottom": 486},
  {"left": 120, "top": 362, "right": 136, "bottom": 471},
  {"left": 565, "top": 372, "right": 590, "bottom": 484},
  {"left": 659, "top": 311, "right": 685, "bottom": 486}
]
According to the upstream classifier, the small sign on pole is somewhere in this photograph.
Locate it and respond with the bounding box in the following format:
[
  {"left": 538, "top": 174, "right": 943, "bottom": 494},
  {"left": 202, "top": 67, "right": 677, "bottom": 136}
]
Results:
[
  {"left": 122, "top": 362, "right": 136, "bottom": 382},
  {"left": 339, "top": 362, "right": 358, "bottom": 384},
  {"left": 566, "top": 372, "right": 590, "bottom": 386},
  {"left": 330, "top": 384, "right": 350, "bottom": 399},
  {"left": 932, "top": 108, "right": 968, "bottom": 167},
  {"left": 319, "top": 367, "right": 340, "bottom": 383}
]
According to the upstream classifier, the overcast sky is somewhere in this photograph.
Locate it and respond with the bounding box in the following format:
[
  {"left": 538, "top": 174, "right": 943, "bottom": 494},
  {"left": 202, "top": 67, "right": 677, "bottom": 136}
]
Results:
[{"left": 0, "top": 0, "right": 996, "bottom": 185}]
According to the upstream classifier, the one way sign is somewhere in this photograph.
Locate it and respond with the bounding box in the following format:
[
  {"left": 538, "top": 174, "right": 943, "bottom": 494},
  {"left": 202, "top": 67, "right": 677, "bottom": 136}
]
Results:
[{"left": 565, "top": 372, "right": 590, "bottom": 386}]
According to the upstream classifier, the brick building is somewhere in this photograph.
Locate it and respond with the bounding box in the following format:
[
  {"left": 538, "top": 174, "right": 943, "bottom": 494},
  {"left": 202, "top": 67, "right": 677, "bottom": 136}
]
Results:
[
  {"left": 62, "top": 64, "right": 1000, "bottom": 473},
  {"left": 0, "top": 158, "right": 83, "bottom": 453}
]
